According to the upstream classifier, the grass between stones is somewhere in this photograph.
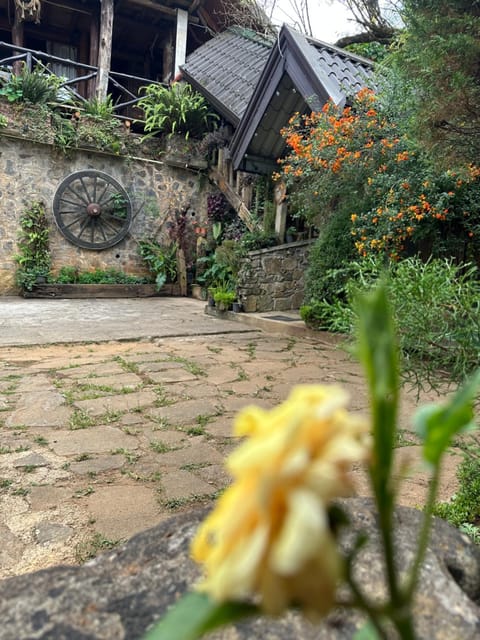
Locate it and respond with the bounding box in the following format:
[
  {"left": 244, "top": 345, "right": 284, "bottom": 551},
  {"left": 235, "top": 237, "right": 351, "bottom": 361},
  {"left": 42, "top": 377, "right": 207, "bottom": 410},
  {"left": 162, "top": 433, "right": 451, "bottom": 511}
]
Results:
[
  {"left": 111, "top": 448, "right": 139, "bottom": 464},
  {"left": 149, "top": 440, "right": 180, "bottom": 454},
  {"left": 75, "top": 532, "right": 123, "bottom": 563}
]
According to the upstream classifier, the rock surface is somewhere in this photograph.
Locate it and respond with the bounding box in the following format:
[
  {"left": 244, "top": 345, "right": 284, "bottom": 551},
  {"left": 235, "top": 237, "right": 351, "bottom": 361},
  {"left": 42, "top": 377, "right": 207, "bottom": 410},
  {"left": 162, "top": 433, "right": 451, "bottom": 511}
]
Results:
[{"left": 0, "top": 498, "right": 478, "bottom": 639}]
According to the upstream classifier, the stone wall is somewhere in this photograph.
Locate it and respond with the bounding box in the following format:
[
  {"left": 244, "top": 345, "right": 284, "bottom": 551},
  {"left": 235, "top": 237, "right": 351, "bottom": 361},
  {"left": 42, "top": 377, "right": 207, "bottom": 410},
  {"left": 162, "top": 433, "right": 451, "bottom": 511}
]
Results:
[
  {"left": 237, "top": 240, "right": 313, "bottom": 312},
  {"left": 0, "top": 134, "right": 212, "bottom": 294}
]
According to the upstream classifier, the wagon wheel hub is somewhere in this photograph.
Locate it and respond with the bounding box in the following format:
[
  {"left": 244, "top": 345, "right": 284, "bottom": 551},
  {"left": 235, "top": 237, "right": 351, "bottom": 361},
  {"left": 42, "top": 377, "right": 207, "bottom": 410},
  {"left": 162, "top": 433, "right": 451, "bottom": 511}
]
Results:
[
  {"left": 52, "top": 170, "right": 132, "bottom": 250},
  {"left": 86, "top": 203, "right": 102, "bottom": 217}
]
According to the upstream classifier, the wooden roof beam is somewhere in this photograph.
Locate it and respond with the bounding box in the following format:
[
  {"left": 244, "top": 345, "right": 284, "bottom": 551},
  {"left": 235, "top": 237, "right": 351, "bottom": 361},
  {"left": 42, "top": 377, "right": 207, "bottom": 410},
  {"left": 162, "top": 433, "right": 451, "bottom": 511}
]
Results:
[{"left": 125, "top": 0, "right": 199, "bottom": 23}]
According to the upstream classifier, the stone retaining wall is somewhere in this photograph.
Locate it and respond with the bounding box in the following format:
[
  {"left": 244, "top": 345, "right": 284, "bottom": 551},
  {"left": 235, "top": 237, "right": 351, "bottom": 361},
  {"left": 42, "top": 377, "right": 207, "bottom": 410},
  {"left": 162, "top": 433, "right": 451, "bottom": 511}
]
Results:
[
  {"left": 0, "top": 134, "right": 212, "bottom": 294},
  {"left": 237, "top": 240, "right": 313, "bottom": 312}
]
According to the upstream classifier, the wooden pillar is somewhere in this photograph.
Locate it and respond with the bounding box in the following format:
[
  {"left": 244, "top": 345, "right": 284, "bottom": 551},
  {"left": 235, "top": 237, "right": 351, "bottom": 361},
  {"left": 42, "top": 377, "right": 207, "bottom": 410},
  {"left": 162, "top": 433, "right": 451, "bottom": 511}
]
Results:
[
  {"left": 12, "top": 11, "right": 24, "bottom": 75},
  {"left": 274, "top": 181, "right": 288, "bottom": 241},
  {"left": 88, "top": 9, "right": 99, "bottom": 99},
  {"left": 162, "top": 30, "right": 174, "bottom": 83},
  {"left": 96, "top": 0, "right": 114, "bottom": 101},
  {"left": 174, "top": 8, "right": 188, "bottom": 79}
]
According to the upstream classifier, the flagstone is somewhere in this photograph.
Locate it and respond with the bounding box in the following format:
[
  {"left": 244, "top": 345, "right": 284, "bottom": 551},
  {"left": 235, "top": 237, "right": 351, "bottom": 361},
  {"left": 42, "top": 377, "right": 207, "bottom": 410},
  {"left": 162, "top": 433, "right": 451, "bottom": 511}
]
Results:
[
  {"left": 49, "top": 426, "right": 139, "bottom": 456},
  {"left": 69, "top": 455, "right": 125, "bottom": 475},
  {"left": 148, "top": 398, "right": 222, "bottom": 425},
  {"left": 6, "top": 391, "right": 73, "bottom": 428},
  {"left": 160, "top": 469, "right": 217, "bottom": 502},
  {"left": 86, "top": 485, "right": 164, "bottom": 540},
  {"left": 153, "top": 441, "right": 223, "bottom": 468},
  {"left": 74, "top": 390, "right": 157, "bottom": 416}
]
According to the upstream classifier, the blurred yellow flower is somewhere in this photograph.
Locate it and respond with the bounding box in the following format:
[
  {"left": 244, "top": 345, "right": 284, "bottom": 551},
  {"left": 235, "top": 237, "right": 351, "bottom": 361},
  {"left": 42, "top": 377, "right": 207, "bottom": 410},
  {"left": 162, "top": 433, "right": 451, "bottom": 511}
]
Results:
[{"left": 191, "top": 385, "right": 370, "bottom": 620}]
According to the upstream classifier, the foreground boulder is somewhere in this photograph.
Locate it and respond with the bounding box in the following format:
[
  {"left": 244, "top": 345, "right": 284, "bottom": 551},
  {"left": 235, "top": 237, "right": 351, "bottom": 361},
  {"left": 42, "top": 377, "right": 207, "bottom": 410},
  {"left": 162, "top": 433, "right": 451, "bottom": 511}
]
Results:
[{"left": 0, "top": 498, "right": 479, "bottom": 639}]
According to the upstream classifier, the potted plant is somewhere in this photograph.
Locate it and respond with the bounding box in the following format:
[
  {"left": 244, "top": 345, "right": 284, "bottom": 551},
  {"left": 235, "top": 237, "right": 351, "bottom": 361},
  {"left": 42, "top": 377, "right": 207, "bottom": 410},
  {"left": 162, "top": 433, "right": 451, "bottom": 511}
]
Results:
[
  {"left": 212, "top": 288, "right": 236, "bottom": 312},
  {"left": 138, "top": 240, "right": 178, "bottom": 292}
]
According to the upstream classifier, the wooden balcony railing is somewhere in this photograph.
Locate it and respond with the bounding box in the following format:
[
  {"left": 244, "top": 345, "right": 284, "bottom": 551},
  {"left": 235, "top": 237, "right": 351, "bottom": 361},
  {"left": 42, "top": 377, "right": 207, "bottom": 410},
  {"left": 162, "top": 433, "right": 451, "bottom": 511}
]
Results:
[{"left": 0, "top": 41, "right": 166, "bottom": 121}]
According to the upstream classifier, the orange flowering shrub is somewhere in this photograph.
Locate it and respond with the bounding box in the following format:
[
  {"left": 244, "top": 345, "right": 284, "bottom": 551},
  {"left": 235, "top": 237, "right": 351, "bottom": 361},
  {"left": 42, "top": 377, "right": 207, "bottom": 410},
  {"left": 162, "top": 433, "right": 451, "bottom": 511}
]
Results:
[
  {"left": 277, "top": 89, "right": 391, "bottom": 224},
  {"left": 278, "top": 89, "right": 480, "bottom": 263}
]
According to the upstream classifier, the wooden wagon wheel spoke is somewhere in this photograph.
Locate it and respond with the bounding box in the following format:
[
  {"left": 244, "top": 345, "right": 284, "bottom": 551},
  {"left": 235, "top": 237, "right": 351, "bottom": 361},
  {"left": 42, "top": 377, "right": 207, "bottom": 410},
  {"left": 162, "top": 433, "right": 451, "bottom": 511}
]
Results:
[
  {"left": 53, "top": 171, "right": 132, "bottom": 250},
  {"left": 65, "top": 184, "right": 90, "bottom": 207}
]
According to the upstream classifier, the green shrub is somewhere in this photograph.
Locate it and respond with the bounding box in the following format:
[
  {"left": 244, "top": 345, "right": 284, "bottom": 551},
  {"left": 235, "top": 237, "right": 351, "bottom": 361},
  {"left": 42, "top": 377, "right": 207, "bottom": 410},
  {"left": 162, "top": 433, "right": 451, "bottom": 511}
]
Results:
[
  {"left": 300, "top": 299, "right": 353, "bottom": 333},
  {"left": 305, "top": 256, "right": 480, "bottom": 386},
  {"left": 304, "top": 209, "right": 357, "bottom": 304},
  {"left": 197, "top": 252, "right": 236, "bottom": 292},
  {"left": 212, "top": 289, "right": 236, "bottom": 310},
  {"left": 433, "top": 435, "right": 480, "bottom": 543},
  {"left": 139, "top": 82, "right": 218, "bottom": 139},
  {"left": 15, "top": 201, "right": 51, "bottom": 291},
  {"left": 53, "top": 267, "right": 149, "bottom": 285},
  {"left": 0, "top": 66, "right": 60, "bottom": 104},
  {"left": 82, "top": 95, "right": 115, "bottom": 119},
  {"left": 138, "top": 241, "right": 178, "bottom": 290},
  {"left": 239, "top": 230, "right": 277, "bottom": 252}
]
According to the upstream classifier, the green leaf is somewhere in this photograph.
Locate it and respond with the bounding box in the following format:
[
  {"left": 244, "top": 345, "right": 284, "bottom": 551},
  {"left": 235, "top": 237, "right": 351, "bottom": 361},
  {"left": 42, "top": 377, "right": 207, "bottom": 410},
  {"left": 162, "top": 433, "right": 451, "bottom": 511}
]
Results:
[
  {"left": 143, "top": 591, "right": 259, "bottom": 640},
  {"left": 356, "top": 281, "right": 399, "bottom": 507},
  {"left": 353, "top": 621, "right": 382, "bottom": 639},
  {"left": 415, "top": 370, "right": 480, "bottom": 466}
]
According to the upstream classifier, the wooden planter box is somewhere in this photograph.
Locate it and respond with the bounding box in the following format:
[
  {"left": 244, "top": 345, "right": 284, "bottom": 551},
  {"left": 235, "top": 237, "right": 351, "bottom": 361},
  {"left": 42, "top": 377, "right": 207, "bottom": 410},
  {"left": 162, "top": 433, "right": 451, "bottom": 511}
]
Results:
[{"left": 23, "top": 283, "right": 182, "bottom": 299}]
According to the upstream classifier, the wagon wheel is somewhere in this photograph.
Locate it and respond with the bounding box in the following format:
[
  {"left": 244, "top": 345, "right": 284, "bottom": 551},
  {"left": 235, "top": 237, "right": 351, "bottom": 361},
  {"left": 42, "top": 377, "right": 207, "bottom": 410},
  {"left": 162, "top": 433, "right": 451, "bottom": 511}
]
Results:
[{"left": 53, "top": 170, "right": 132, "bottom": 250}]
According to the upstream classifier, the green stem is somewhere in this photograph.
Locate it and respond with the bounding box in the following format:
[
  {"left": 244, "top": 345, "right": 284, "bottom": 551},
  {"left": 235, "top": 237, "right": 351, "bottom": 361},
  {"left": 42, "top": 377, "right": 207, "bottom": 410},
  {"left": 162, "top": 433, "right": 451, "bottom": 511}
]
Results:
[
  {"left": 404, "top": 463, "right": 441, "bottom": 599},
  {"left": 391, "top": 609, "right": 417, "bottom": 640}
]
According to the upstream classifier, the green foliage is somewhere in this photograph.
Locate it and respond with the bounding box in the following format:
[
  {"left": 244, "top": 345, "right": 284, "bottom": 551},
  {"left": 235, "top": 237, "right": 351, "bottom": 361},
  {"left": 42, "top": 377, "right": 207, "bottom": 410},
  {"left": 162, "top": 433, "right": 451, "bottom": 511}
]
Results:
[
  {"left": 394, "top": 0, "right": 480, "bottom": 165},
  {"left": 0, "top": 66, "right": 60, "bottom": 104},
  {"left": 306, "top": 256, "right": 480, "bottom": 387},
  {"left": 82, "top": 95, "right": 115, "bottom": 119},
  {"left": 213, "top": 240, "right": 242, "bottom": 278},
  {"left": 75, "top": 113, "right": 124, "bottom": 153},
  {"left": 53, "top": 266, "right": 149, "bottom": 285},
  {"left": 304, "top": 209, "right": 356, "bottom": 303},
  {"left": 0, "top": 113, "right": 7, "bottom": 128},
  {"left": 143, "top": 592, "right": 258, "bottom": 640},
  {"left": 212, "top": 289, "right": 236, "bottom": 310},
  {"left": 196, "top": 240, "right": 241, "bottom": 292},
  {"left": 433, "top": 435, "right": 480, "bottom": 542},
  {"left": 345, "top": 41, "right": 390, "bottom": 62},
  {"left": 300, "top": 298, "right": 353, "bottom": 333},
  {"left": 139, "top": 82, "right": 219, "bottom": 139},
  {"left": 239, "top": 230, "right": 277, "bottom": 252},
  {"left": 15, "top": 201, "right": 51, "bottom": 291},
  {"left": 138, "top": 240, "right": 178, "bottom": 290}
]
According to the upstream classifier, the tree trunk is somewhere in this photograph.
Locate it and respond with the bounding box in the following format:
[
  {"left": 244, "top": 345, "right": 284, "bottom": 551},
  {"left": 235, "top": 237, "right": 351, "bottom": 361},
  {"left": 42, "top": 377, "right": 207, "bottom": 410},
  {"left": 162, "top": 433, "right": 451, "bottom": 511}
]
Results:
[{"left": 96, "top": 0, "right": 114, "bottom": 101}]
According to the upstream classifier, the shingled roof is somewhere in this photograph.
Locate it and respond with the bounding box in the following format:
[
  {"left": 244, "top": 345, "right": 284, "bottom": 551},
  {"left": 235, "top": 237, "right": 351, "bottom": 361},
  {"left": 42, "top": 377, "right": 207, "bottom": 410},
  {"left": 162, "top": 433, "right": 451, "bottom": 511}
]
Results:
[
  {"left": 181, "top": 27, "right": 273, "bottom": 126},
  {"left": 230, "top": 24, "right": 374, "bottom": 173}
]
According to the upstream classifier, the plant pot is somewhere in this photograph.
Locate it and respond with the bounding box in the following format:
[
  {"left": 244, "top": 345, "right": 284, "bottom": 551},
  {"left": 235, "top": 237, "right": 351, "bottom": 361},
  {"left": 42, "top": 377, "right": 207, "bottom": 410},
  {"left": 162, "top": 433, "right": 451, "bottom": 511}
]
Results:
[
  {"left": 191, "top": 284, "right": 207, "bottom": 300},
  {"left": 232, "top": 302, "right": 243, "bottom": 313}
]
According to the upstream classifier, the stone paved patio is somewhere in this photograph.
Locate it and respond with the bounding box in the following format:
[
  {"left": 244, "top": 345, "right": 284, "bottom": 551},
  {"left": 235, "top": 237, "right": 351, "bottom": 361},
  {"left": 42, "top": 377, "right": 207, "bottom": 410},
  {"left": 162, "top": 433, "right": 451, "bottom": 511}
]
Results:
[{"left": 0, "top": 316, "right": 460, "bottom": 579}]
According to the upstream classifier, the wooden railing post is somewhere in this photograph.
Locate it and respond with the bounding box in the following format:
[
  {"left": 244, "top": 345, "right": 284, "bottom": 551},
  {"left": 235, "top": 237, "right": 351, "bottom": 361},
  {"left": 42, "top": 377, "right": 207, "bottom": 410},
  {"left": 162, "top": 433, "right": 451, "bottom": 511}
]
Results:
[{"left": 96, "top": 0, "right": 114, "bottom": 101}]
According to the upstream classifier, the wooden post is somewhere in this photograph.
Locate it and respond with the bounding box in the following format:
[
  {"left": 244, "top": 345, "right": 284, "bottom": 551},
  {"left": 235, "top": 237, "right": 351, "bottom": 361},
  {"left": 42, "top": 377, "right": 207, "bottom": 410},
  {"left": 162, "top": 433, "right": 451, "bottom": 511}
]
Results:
[
  {"left": 88, "top": 11, "right": 99, "bottom": 99},
  {"left": 174, "top": 8, "right": 188, "bottom": 79},
  {"left": 162, "top": 30, "right": 174, "bottom": 83},
  {"left": 12, "top": 10, "right": 24, "bottom": 75},
  {"left": 274, "top": 181, "right": 288, "bottom": 241},
  {"left": 96, "top": 0, "right": 114, "bottom": 101}
]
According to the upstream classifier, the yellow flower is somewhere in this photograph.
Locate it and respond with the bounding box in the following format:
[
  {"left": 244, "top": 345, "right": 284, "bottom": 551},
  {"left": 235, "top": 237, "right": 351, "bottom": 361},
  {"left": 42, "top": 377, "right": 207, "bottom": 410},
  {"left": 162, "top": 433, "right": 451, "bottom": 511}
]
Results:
[{"left": 191, "top": 385, "right": 370, "bottom": 620}]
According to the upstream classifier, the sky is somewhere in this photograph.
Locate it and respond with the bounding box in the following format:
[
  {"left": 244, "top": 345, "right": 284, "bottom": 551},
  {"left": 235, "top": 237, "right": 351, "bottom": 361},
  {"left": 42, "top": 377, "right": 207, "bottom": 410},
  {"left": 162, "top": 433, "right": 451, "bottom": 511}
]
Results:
[{"left": 270, "top": 1, "right": 360, "bottom": 43}]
